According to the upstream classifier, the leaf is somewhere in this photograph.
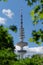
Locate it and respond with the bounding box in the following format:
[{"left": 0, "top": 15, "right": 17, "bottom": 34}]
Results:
[
  {"left": 39, "top": 12, "right": 43, "bottom": 20},
  {"left": 33, "top": 21, "right": 38, "bottom": 25},
  {"left": 30, "top": 10, "right": 34, "bottom": 17},
  {"left": 32, "top": 0, "right": 36, "bottom": 2},
  {"left": 26, "top": 0, "right": 32, "bottom": 6},
  {"left": 0, "top": 0, "right": 2, "bottom": 1},
  {"left": 3, "top": 0, "right": 8, "bottom": 2},
  {"left": 29, "top": 38, "right": 34, "bottom": 42},
  {"left": 34, "top": 5, "right": 40, "bottom": 13},
  {"left": 36, "top": 42, "right": 41, "bottom": 45},
  {"left": 9, "top": 25, "right": 17, "bottom": 32},
  {"left": 41, "top": 0, "right": 43, "bottom": 4}
]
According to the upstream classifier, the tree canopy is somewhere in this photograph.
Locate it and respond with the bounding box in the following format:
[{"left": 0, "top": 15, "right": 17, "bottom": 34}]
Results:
[
  {"left": 25, "top": 0, "right": 43, "bottom": 44},
  {"left": 0, "top": 48, "right": 17, "bottom": 65},
  {"left": 0, "top": 0, "right": 8, "bottom": 2},
  {"left": 26, "top": 0, "right": 43, "bottom": 24},
  {"left": 0, "top": 25, "right": 15, "bottom": 51},
  {"left": 0, "top": 25, "right": 17, "bottom": 65},
  {"left": 13, "top": 54, "right": 43, "bottom": 65}
]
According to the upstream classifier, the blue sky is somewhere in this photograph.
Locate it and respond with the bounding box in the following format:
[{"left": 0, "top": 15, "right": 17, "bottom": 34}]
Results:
[{"left": 0, "top": 0, "right": 43, "bottom": 48}]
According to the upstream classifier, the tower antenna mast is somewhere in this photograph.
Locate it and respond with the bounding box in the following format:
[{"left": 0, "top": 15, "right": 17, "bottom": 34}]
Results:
[{"left": 20, "top": 9, "right": 24, "bottom": 42}]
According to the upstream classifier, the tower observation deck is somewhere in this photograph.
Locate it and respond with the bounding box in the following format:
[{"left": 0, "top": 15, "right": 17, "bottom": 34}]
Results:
[{"left": 16, "top": 10, "right": 28, "bottom": 59}]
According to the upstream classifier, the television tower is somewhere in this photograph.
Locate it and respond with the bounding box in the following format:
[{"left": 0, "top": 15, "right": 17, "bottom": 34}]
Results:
[{"left": 16, "top": 10, "right": 28, "bottom": 59}]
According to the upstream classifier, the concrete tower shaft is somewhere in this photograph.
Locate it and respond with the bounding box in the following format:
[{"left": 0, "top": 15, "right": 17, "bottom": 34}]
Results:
[{"left": 20, "top": 11, "right": 25, "bottom": 42}]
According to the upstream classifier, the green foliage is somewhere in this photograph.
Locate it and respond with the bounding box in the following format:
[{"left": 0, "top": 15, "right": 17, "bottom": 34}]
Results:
[
  {"left": 0, "top": 48, "right": 17, "bottom": 65},
  {"left": 29, "top": 29, "right": 43, "bottom": 44},
  {"left": 26, "top": 0, "right": 38, "bottom": 6},
  {"left": 15, "top": 58, "right": 30, "bottom": 65},
  {"left": 0, "top": 49, "right": 43, "bottom": 65},
  {"left": 13, "top": 55, "right": 43, "bottom": 65},
  {"left": 0, "top": 48, "right": 17, "bottom": 60},
  {"left": 0, "top": 25, "right": 17, "bottom": 65},
  {"left": 0, "top": 0, "right": 8, "bottom": 2},
  {"left": 26, "top": 0, "right": 43, "bottom": 24},
  {"left": 0, "top": 0, "right": 2, "bottom": 1},
  {"left": 30, "top": 7, "right": 43, "bottom": 24},
  {"left": 3, "top": 0, "right": 7, "bottom": 2},
  {"left": 9, "top": 25, "right": 17, "bottom": 32},
  {"left": 25, "top": 0, "right": 43, "bottom": 45},
  {"left": 30, "top": 54, "right": 43, "bottom": 65},
  {"left": 26, "top": 0, "right": 32, "bottom": 6},
  {"left": 0, "top": 25, "right": 15, "bottom": 51}
]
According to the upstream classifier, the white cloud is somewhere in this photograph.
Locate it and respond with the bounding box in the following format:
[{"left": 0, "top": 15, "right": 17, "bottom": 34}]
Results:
[
  {"left": 24, "top": 46, "right": 43, "bottom": 54},
  {"left": 15, "top": 46, "right": 43, "bottom": 57},
  {"left": 24, "top": 46, "right": 43, "bottom": 57},
  {"left": 0, "top": 17, "right": 6, "bottom": 24},
  {"left": 2, "top": 9, "right": 14, "bottom": 18}
]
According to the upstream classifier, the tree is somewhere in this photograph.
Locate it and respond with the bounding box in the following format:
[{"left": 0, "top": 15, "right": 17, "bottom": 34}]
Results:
[
  {"left": 0, "top": 25, "right": 17, "bottom": 50},
  {"left": 25, "top": 0, "right": 43, "bottom": 25},
  {"left": 0, "top": 25, "right": 14, "bottom": 51},
  {"left": 14, "top": 55, "right": 43, "bottom": 65},
  {"left": 0, "top": 0, "right": 8, "bottom": 2},
  {"left": 0, "top": 48, "right": 17, "bottom": 65},
  {"left": 14, "top": 58, "right": 30, "bottom": 65},
  {"left": 25, "top": 0, "right": 43, "bottom": 44},
  {"left": 29, "top": 29, "right": 43, "bottom": 44},
  {"left": 0, "top": 25, "right": 17, "bottom": 65},
  {"left": 9, "top": 25, "right": 17, "bottom": 33},
  {"left": 30, "top": 54, "right": 43, "bottom": 65}
]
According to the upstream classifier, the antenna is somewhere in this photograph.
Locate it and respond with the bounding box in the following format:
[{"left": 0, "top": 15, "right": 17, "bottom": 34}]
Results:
[{"left": 20, "top": 9, "right": 25, "bottom": 42}]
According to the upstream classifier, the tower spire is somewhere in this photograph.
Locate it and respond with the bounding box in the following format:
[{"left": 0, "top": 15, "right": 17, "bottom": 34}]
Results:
[
  {"left": 20, "top": 9, "right": 24, "bottom": 42},
  {"left": 16, "top": 10, "right": 28, "bottom": 59}
]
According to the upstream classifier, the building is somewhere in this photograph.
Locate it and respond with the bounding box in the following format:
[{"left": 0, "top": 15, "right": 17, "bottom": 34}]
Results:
[{"left": 16, "top": 10, "right": 28, "bottom": 59}]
